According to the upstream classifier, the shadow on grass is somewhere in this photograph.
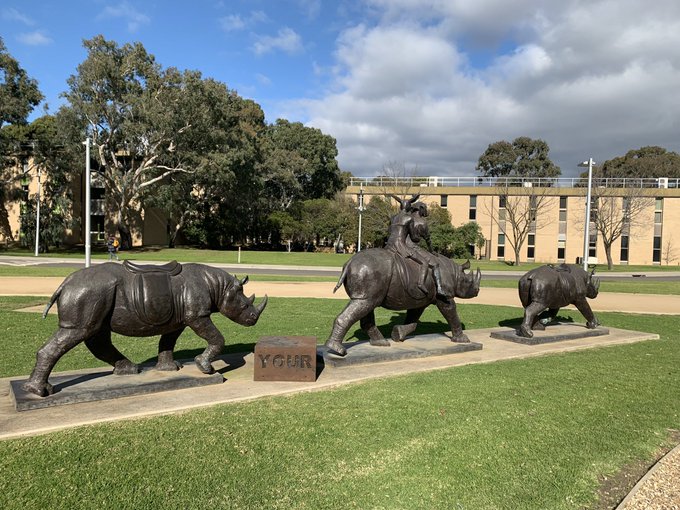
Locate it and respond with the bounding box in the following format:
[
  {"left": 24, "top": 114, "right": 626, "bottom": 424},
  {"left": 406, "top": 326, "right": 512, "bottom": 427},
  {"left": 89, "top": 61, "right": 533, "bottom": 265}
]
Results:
[{"left": 498, "top": 314, "right": 575, "bottom": 329}]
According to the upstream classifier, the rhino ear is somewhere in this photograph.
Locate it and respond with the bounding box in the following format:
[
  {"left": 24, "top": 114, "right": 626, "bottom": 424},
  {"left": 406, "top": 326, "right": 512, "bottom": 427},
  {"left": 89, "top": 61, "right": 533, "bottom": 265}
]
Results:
[
  {"left": 239, "top": 275, "right": 249, "bottom": 286},
  {"left": 461, "top": 259, "right": 471, "bottom": 271}
]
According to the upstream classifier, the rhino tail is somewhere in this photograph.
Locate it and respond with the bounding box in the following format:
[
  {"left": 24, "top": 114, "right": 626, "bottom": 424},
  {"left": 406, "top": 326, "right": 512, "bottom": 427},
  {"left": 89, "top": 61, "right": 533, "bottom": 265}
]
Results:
[
  {"left": 43, "top": 282, "right": 65, "bottom": 319},
  {"left": 518, "top": 275, "right": 532, "bottom": 309},
  {"left": 333, "top": 263, "right": 349, "bottom": 294}
]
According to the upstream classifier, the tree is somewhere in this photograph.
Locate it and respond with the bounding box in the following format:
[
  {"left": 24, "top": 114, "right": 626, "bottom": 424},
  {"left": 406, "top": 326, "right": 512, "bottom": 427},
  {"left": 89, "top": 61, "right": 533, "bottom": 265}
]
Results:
[
  {"left": 585, "top": 146, "right": 680, "bottom": 180},
  {"left": 477, "top": 136, "right": 560, "bottom": 180},
  {"left": 58, "top": 35, "right": 247, "bottom": 248},
  {"left": 0, "top": 37, "right": 43, "bottom": 240},
  {"left": 485, "top": 185, "right": 557, "bottom": 266},
  {"left": 575, "top": 187, "right": 654, "bottom": 269},
  {"left": 663, "top": 236, "right": 678, "bottom": 266},
  {"left": 427, "top": 204, "right": 485, "bottom": 258}
]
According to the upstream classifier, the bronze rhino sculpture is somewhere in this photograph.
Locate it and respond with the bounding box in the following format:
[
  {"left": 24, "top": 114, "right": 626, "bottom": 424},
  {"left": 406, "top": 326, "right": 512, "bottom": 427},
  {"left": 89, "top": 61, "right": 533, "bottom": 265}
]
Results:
[
  {"left": 23, "top": 260, "right": 267, "bottom": 397},
  {"left": 517, "top": 263, "right": 600, "bottom": 337},
  {"left": 325, "top": 251, "right": 481, "bottom": 356}
]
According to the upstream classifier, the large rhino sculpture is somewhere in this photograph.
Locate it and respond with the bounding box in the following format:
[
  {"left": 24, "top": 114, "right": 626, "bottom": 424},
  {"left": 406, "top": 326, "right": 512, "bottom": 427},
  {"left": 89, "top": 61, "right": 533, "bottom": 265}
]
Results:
[
  {"left": 325, "top": 251, "right": 481, "bottom": 356},
  {"left": 517, "top": 263, "right": 600, "bottom": 338},
  {"left": 23, "top": 260, "right": 267, "bottom": 397}
]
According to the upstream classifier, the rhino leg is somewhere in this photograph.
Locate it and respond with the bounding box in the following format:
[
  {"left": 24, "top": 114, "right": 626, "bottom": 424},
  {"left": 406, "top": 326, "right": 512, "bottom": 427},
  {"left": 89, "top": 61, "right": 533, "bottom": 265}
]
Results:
[
  {"left": 435, "top": 298, "right": 470, "bottom": 343},
  {"left": 519, "top": 302, "right": 546, "bottom": 338},
  {"left": 23, "top": 327, "right": 90, "bottom": 397},
  {"left": 85, "top": 330, "right": 139, "bottom": 375},
  {"left": 325, "top": 299, "right": 376, "bottom": 356},
  {"left": 392, "top": 307, "right": 425, "bottom": 341},
  {"left": 155, "top": 328, "right": 185, "bottom": 371},
  {"left": 574, "top": 299, "right": 599, "bottom": 328},
  {"left": 361, "top": 311, "right": 389, "bottom": 347},
  {"left": 534, "top": 308, "right": 560, "bottom": 330},
  {"left": 188, "top": 317, "right": 225, "bottom": 374}
]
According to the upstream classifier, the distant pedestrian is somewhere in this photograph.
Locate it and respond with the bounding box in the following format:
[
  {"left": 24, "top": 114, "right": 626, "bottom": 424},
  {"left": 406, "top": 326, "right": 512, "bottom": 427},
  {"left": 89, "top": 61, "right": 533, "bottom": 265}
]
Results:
[{"left": 107, "top": 236, "right": 120, "bottom": 261}]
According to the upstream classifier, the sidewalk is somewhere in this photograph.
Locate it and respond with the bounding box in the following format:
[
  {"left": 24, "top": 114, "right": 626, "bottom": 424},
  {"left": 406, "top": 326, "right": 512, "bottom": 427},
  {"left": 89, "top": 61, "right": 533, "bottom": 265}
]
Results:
[{"left": 2, "top": 276, "right": 680, "bottom": 315}]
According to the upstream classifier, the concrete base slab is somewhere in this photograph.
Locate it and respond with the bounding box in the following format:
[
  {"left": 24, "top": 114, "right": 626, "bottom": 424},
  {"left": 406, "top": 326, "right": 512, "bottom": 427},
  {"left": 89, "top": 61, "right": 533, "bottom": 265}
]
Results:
[
  {"left": 0, "top": 326, "right": 659, "bottom": 440},
  {"left": 490, "top": 323, "right": 610, "bottom": 345},
  {"left": 319, "top": 334, "right": 482, "bottom": 367},
  {"left": 10, "top": 363, "right": 224, "bottom": 411}
]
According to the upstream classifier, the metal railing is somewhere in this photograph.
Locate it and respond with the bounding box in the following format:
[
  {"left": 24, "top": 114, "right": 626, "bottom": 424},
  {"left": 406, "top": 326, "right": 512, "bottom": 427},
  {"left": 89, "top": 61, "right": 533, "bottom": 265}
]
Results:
[{"left": 348, "top": 176, "right": 680, "bottom": 189}]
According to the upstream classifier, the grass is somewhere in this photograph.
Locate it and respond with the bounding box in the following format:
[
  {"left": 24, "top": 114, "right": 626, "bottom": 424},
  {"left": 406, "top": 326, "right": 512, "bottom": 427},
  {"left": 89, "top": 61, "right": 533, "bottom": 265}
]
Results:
[
  {"left": 3, "top": 246, "right": 680, "bottom": 271},
  {"left": 0, "top": 297, "right": 678, "bottom": 509}
]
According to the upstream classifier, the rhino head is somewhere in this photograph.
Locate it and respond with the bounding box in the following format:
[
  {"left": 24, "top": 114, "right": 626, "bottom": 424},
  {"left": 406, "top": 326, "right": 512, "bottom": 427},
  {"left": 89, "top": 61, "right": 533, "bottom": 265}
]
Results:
[
  {"left": 222, "top": 275, "right": 268, "bottom": 326},
  {"left": 585, "top": 269, "right": 600, "bottom": 299},
  {"left": 455, "top": 260, "right": 482, "bottom": 299}
]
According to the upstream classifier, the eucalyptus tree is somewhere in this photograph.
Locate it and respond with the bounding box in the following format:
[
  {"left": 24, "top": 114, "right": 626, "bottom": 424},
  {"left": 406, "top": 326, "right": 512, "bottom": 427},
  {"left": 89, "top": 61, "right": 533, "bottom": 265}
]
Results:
[
  {"left": 0, "top": 37, "right": 43, "bottom": 240},
  {"left": 477, "top": 136, "right": 561, "bottom": 181},
  {"left": 58, "top": 35, "right": 249, "bottom": 248}
]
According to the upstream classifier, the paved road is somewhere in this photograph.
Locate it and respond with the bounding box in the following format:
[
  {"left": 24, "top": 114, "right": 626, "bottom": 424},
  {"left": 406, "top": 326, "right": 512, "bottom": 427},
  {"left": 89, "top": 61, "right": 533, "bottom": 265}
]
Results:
[{"left": 2, "top": 255, "right": 680, "bottom": 281}]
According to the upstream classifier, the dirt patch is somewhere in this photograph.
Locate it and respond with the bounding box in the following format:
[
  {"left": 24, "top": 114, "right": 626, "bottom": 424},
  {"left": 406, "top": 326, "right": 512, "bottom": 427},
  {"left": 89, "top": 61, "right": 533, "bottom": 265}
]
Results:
[{"left": 585, "top": 428, "right": 680, "bottom": 510}]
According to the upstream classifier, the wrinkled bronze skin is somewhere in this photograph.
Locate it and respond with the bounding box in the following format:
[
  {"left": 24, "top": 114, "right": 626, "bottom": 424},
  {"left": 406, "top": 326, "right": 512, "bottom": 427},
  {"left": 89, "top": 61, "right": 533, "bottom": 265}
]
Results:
[
  {"left": 23, "top": 262, "right": 267, "bottom": 397},
  {"left": 325, "top": 251, "right": 481, "bottom": 356},
  {"left": 517, "top": 263, "right": 600, "bottom": 338}
]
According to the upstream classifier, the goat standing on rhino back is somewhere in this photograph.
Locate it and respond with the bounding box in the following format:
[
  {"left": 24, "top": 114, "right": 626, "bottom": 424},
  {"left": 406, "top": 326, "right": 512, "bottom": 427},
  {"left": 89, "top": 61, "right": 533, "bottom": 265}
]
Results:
[
  {"left": 517, "top": 263, "right": 600, "bottom": 338},
  {"left": 23, "top": 261, "right": 267, "bottom": 397}
]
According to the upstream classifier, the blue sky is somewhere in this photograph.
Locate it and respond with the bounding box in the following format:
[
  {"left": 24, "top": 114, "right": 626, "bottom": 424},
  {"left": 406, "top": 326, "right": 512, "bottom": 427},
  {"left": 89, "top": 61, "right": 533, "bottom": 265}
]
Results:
[{"left": 2, "top": 0, "right": 680, "bottom": 177}]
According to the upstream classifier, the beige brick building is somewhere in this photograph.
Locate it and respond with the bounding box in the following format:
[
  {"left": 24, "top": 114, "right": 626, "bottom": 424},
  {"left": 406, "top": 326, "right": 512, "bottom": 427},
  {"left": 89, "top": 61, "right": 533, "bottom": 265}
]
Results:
[{"left": 346, "top": 176, "right": 680, "bottom": 266}]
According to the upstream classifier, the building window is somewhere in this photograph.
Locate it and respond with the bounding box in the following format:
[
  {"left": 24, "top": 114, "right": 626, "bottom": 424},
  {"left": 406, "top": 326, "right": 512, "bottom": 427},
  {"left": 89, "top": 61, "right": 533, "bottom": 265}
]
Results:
[
  {"left": 653, "top": 236, "right": 662, "bottom": 263},
  {"left": 497, "top": 246, "right": 505, "bottom": 258},
  {"left": 497, "top": 233, "right": 505, "bottom": 259},
  {"left": 527, "top": 233, "right": 535, "bottom": 260},
  {"left": 654, "top": 211, "right": 663, "bottom": 223},
  {"left": 469, "top": 209, "right": 476, "bottom": 220},
  {"left": 468, "top": 195, "right": 477, "bottom": 220},
  {"left": 440, "top": 195, "right": 448, "bottom": 207},
  {"left": 655, "top": 197, "right": 664, "bottom": 211},
  {"left": 589, "top": 232, "right": 597, "bottom": 258},
  {"left": 620, "top": 235, "right": 629, "bottom": 262},
  {"left": 557, "top": 240, "right": 566, "bottom": 261},
  {"left": 559, "top": 196, "right": 567, "bottom": 209},
  {"left": 498, "top": 195, "right": 506, "bottom": 208},
  {"left": 559, "top": 210, "right": 567, "bottom": 221}
]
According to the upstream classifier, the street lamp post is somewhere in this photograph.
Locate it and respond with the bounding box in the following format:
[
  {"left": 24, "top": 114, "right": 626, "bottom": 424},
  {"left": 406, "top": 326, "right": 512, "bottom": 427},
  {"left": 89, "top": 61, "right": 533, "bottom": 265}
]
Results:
[
  {"left": 84, "top": 137, "right": 92, "bottom": 268},
  {"left": 34, "top": 168, "right": 41, "bottom": 257},
  {"left": 578, "top": 158, "right": 596, "bottom": 271},
  {"left": 357, "top": 185, "right": 365, "bottom": 252}
]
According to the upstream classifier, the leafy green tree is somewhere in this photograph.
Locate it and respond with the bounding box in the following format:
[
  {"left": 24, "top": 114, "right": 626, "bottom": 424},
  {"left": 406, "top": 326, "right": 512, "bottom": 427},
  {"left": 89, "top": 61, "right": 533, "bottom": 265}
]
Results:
[
  {"left": 58, "top": 35, "right": 261, "bottom": 248},
  {"left": 260, "top": 119, "right": 344, "bottom": 207},
  {"left": 587, "top": 146, "right": 680, "bottom": 179},
  {"left": 477, "top": 136, "right": 560, "bottom": 180},
  {"left": 426, "top": 204, "right": 485, "bottom": 258},
  {"left": 0, "top": 37, "right": 43, "bottom": 240}
]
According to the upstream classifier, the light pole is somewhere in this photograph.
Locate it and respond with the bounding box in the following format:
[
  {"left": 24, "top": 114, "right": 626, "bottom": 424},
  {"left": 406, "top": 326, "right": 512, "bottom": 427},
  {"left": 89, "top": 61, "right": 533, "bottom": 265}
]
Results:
[
  {"left": 34, "top": 168, "right": 41, "bottom": 256},
  {"left": 357, "top": 185, "right": 365, "bottom": 252},
  {"left": 84, "top": 137, "right": 92, "bottom": 268},
  {"left": 578, "top": 158, "right": 596, "bottom": 271}
]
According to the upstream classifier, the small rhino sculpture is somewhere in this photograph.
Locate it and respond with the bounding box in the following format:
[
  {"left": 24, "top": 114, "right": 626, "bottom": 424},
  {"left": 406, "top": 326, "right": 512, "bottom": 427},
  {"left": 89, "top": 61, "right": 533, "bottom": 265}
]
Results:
[
  {"left": 23, "top": 261, "right": 267, "bottom": 397},
  {"left": 517, "top": 263, "right": 600, "bottom": 338}
]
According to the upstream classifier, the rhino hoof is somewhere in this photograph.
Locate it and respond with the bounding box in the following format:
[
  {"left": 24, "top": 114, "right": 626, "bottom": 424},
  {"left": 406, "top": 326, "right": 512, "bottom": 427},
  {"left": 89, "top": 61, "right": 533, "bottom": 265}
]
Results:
[
  {"left": 194, "top": 356, "right": 215, "bottom": 374},
  {"left": 451, "top": 332, "right": 470, "bottom": 343},
  {"left": 369, "top": 338, "right": 390, "bottom": 347},
  {"left": 22, "top": 380, "right": 53, "bottom": 397},
  {"left": 325, "top": 340, "right": 347, "bottom": 357},
  {"left": 586, "top": 320, "right": 600, "bottom": 329},
  {"left": 113, "top": 360, "right": 140, "bottom": 375},
  {"left": 517, "top": 325, "right": 534, "bottom": 338},
  {"left": 155, "top": 360, "right": 183, "bottom": 371}
]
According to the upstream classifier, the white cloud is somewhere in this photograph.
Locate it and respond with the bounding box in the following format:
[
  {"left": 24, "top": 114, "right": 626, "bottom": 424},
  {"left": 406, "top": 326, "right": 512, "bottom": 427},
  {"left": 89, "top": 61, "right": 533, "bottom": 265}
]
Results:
[
  {"left": 2, "top": 7, "right": 34, "bottom": 25},
  {"left": 252, "top": 27, "right": 303, "bottom": 56},
  {"left": 97, "top": 2, "right": 150, "bottom": 33},
  {"left": 219, "top": 14, "right": 245, "bottom": 32},
  {"left": 17, "top": 30, "right": 52, "bottom": 46},
  {"left": 299, "top": 0, "right": 680, "bottom": 176}
]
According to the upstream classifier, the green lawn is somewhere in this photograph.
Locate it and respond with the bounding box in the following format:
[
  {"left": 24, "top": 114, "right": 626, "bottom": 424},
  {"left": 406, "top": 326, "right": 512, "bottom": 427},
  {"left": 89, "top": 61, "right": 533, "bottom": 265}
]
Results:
[
  {"left": 3, "top": 246, "right": 680, "bottom": 272},
  {"left": 0, "top": 297, "right": 679, "bottom": 509}
]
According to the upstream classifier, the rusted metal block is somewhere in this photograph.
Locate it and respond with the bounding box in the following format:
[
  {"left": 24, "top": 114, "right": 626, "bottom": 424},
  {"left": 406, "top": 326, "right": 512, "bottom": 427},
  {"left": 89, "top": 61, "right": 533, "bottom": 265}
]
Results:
[{"left": 254, "top": 336, "right": 317, "bottom": 382}]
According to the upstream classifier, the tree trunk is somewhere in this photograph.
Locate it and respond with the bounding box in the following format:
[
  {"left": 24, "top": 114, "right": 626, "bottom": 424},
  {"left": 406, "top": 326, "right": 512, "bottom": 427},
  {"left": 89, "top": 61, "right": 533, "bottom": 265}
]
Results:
[
  {"left": 604, "top": 242, "right": 614, "bottom": 270},
  {"left": 117, "top": 224, "right": 133, "bottom": 250},
  {"left": 514, "top": 246, "right": 522, "bottom": 266}
]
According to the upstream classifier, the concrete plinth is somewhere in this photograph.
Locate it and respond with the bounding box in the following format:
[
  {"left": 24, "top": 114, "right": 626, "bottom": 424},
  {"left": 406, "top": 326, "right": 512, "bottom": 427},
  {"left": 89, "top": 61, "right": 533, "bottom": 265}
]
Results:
[
  {"left": 490, "top": 323, "right": 610, "bottom": 345},
  {"left": 319, "top": 334, "right": 483, "bottom": 368},
  {"left": 10, "top": 363, "right": 224, "bottom": 411}
]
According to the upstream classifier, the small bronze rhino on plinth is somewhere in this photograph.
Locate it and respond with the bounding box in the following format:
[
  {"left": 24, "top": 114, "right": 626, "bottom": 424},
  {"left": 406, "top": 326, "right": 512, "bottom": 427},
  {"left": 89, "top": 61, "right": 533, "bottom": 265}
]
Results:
[
  {"left": 23, "top": 261, "right": 267, "bottom": 397},
  {"left": 517, "top": 263, "right": 600, "bottom": 338}
]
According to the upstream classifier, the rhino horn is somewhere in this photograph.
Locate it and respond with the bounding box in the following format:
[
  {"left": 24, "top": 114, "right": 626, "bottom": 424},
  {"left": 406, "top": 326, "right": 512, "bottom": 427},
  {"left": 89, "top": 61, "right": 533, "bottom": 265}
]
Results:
[
  {"left": 239, "top": 275, "right": 249, "bottom": 286},
  {"left": 247, "top": 293, "right": 255, "bottom": 305},
  {"left": 475, "top": 267, "right": 481, "bottom": 283},
  {"left": 593, "top": 276, "right": 601, "bottom": 291},
  {"left": 256, "top": 295, "right": 268, "bottom": 317},
  {"left": 461, "top": 259, "right": 471, "bottom": 271}
]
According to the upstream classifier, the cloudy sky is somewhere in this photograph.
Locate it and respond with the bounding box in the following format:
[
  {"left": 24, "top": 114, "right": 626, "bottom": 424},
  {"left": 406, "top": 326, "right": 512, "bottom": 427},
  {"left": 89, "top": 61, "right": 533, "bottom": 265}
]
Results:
[{"left": 2, "top": 0, "right": 679, "bottom": 177}]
